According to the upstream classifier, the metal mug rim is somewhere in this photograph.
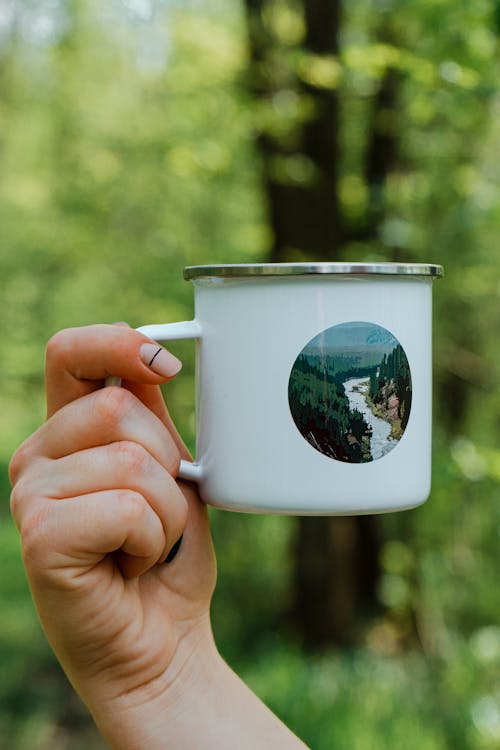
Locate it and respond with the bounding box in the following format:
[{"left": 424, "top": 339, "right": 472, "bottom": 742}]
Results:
[{"left": 183, "top": 262, "right": 444, "bottom": 281}]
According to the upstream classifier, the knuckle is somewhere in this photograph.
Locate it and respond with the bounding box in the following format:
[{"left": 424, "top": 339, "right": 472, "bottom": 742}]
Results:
[
  {"left": 173, "top": 492, "right": 189, "bottom": 531},
  {"left": 19, "top": 506, "right": 50, "bottom": 565},
  {"left": 8, "top": 439, "right": 34, "bottom": 486},
  {"left": 111, "top": 441, "right": 152, "bottom": 476},
  {"left": 9, "top": 481, "right": 26, "bottom": 527},
  {"left": 163, "top": 485, "right": 189, "bottom": 542},
  {"left": 92, "top": 387, "right": 136, "bottom": 429},
  {"left": 45, "top": 328, "right": 75, "bottom": 368},
  {"left": 167, "top": 447, "right": 181, "bottom": 478},
  {"left": 116, "top": 489, "right": 149, "bottom": 523},
  {"left": 8, "top": 452, "right": 22, "bottom": 487},
  {"left": 9, "top": 454, "right": 47, "bottom": 529}
]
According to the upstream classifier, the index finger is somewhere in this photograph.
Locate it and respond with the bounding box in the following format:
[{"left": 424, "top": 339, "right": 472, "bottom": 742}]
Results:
[{"left": 45, "top": 325, "right": 181, "bottom": 417}]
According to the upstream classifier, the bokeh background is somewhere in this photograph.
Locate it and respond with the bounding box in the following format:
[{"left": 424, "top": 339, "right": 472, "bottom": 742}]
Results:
[{"left": 1, "top": 1, "right": 500, "bottom": 748}]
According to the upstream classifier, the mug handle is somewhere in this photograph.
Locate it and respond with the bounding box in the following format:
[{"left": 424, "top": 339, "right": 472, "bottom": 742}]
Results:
[{"left": 105, "top": 320, "right": 203, "bottom": 484}]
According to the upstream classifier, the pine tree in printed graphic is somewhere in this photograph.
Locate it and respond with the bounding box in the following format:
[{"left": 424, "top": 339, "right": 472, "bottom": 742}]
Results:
[{"left": 369, "top": 343, "right": 412, "bottom": 440}]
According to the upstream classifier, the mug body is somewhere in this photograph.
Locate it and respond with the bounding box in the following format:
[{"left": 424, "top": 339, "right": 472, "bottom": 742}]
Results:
[{"left": 185, "top": 263, "right": 441, "bottom": 515}]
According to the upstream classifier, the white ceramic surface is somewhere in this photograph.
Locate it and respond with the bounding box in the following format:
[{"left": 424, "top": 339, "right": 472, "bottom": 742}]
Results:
[{"left": 138, "top": 266, "right": 440, "bottom": 515}]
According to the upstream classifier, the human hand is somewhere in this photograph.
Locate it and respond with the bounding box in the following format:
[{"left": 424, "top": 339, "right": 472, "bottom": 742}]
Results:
[
  {"left": 9, "top": 323, "right": 309, "bottom": 749},
  {"left": 9, "top": 324, "right": 217, "bottom": 743}
]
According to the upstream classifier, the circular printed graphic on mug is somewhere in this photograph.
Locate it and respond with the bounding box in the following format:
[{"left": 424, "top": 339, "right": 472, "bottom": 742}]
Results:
[{"left": 288, "top": 322, "right": 412, "bottom": 463}]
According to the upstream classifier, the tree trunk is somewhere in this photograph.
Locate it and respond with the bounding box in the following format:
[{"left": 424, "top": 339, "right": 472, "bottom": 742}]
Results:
[
  {"left": 245, "top": 0, "right": 342, "bottom": 260},
  {"left": 293, "top": 515, "right": 381, "bottom": 647}
]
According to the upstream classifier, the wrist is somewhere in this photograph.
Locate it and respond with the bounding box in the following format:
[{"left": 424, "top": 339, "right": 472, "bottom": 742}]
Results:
[
  {"left": 89, "top": 624, "right": 309, "bottom": 750},
  {"left": 88, "top": 616, "right": 221, "bottom": 750}
]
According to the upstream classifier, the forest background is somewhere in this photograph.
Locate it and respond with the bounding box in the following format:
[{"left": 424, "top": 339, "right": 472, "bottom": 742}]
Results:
[{"left": 1, "top": 1, "right": 500, "bottom": 748}]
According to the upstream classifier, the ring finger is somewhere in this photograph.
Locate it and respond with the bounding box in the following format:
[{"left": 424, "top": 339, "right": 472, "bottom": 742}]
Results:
[{"left": 33, "top": 443, "right": 188, "bottom": 556}]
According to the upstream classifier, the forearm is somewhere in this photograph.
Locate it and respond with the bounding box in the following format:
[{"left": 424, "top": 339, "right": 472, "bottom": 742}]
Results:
[
  {"left": 89, "top": 631, "right": 308, "bottom": 750},
  {"left": 197, "top": 657, "right": 310, "bottom": 749}
]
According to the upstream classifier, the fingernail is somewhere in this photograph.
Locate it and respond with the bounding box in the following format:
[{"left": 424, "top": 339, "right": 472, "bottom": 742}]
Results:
[
  {"left": 112, "top": 321, "right": 131, "bottom": 327},
  {"left": 140, "top": 343, "right": 182, "bottom": 378},
  {"left": 165, "top": 535, "right": 183, "bottom": 563}
]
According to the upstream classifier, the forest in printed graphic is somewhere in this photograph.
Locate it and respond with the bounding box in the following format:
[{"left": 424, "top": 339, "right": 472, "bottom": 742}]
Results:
[{"left": 288, "top": 332, "right": 412, "bottom": 463}]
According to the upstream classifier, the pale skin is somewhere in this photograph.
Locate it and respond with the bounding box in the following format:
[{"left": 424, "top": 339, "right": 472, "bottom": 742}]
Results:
[{"left": 9, "top": 323, "right": 309, "bottom": 750}]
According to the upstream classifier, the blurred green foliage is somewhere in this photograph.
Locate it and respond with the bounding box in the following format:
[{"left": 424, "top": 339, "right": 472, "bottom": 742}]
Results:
[{"left": 1, "top": 1, "right": 500, "bottom": 748}]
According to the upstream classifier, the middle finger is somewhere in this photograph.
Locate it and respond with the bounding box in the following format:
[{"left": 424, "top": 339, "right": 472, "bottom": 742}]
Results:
[{"left": 30, "top": 386, "right": 180, "bottom": 473}]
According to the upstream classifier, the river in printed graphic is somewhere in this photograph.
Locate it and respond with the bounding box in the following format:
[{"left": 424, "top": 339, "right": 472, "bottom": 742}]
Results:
[{"left": 343, "top": 377, "right": 395, "bottom": 460}]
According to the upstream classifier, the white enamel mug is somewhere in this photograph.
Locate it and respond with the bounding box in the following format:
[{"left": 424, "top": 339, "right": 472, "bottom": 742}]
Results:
[{"left": 136, "top": 262, "right": 443, "bottom": 515}]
